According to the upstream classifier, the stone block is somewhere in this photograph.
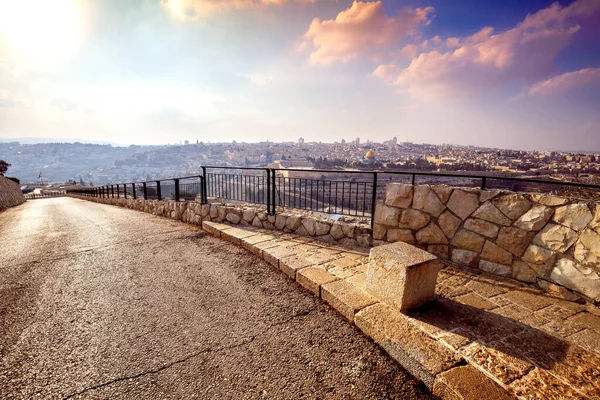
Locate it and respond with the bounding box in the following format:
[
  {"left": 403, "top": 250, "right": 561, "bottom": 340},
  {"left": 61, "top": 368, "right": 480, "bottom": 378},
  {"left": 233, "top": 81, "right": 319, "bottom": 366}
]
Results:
[
  {"left": 553, "top": 203, "right": 593, "bottom": 232},
  {"left": 220, "top": 226, "right": 257, "bottom": 245},
  {"left": 374, "top": 203, "right": 401, "bottom": 227},
  {"left": 387, "top": 228, "right": 415, "bottom": 244},
  {"left": 512, "top": 261, "right": 537, "bottom": 283},
  {"left": 492, "top": 193, "right": 532, "bottom": 220},
  {"left": 521, "top": 244, "right": 555, "bottom": 265},
  {"left": 373, "top": 223, "right": 387, "bottom": 240},
  {"left": 533, "top": 223, "right": 577, "bottom": 253},
  {"left": 321, "top": 279, "right": 377, "bottom": 322},
  {"left": 423, "top": 190, "right": 446, "bottom": 217},
  {"left": 366, "top": 241, "right": 441, "bottom": 312},
  {"left": 416, "top": 222, "right": 448, "bottom": 245},
  {"left": 447, "top": 190, "right": 479, "bottom": 220},
  {"left": 355, "top": 303, "right": 461, "bottom": 389},
  {"left": 439, "top": 210, "right": 462, "bottom": 238},
  {"left": 464, "top": 218, "right": 499, "bottom": 239},
  {"left": 472, "top": 201, "right": 512, "bottom": 226},
  {"left": 537, "top": 279, "right": 581, "bottom": 302},
  {"left": 530, "top": 193, "right": 569, "bottom": 206},
  {"left": 451, "top": 249, "right": 479, "bottom": 268},
  {"left": 296, "top": 267, "right": 339, "bottom": 296},
  {"left": 460, "top": 342, "right": 533, "bottom": 385},
  {"left": 262, "top": 246, "right": 297, "bottom": 268},
  {"left": 330, "top": 223, "right": 345, "bottom": 240},
  {"left": 479, "top": 190, "right": 501, "bottom": 203},
  {"left": 428, "top": 245, "right": 449, "bottom": 261},
  {"left": 451, "top": 229, "right": 485, "bottom": 253},
  {"left": 481, "top": 241, "right": 513, "bottom": 265},
  {"left": 433, "top": 365, "right": 513, "bottom": 400},
  {"left": 514, "top": 205, "right": 553, "bottom": 232},
  {"left": 225, "top": 212, "right": 241, "bottom": 224},
  {"left": 432, "top": 185, "right": 453, "bottom": 204},
  {"left": 496, "top": 227, "right": 533, "bottom": 256},
  {"left": 385, "top": 183, "right": 413, "bottom": 208},
  {"left": 479, "top": 260, "right": 512, "bottom": 277},
  {"left": 279, "top": 255, "right": 315, "bottom": 279},
  {"left": 398, "top": 208, "right": 430, "bottom": 230},
  {"left": 574, "top": 229, "right": 600, "bottom": 267},
  {"left": 202, "top": 221, "right": 231, "bottom": 238},
  {"left": 412, "top": 185, "right": 431, "bottom": 211},
  {"left": 314, "top": 221, "right": 331, "bottom": 236},
  {"left": 550, "top": 258, "right": 600, "bottom": 301}
]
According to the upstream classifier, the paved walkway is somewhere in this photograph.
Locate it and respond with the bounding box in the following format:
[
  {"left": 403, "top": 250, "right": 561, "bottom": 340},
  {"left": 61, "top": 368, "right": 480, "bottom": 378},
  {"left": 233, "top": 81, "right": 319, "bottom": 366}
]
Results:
[
  {"left": 203, "top": 221, "right": 600, "bottom": 399},
  {"left": 0, "top": 198, "right": 432, "bottom": 399}
]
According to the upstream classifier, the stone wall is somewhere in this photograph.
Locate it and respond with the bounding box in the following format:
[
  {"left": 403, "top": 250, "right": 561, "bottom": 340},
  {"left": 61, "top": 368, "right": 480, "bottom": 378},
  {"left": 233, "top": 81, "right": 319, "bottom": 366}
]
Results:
[
  {"left": 375, "top": 183, "right": 600, "bottom": 303},
  {"left": 0, "top": 176, "right": 25, "bottom": 210},
  {"left": 68, "top": 195, "right": 372, "bottom": 247}
]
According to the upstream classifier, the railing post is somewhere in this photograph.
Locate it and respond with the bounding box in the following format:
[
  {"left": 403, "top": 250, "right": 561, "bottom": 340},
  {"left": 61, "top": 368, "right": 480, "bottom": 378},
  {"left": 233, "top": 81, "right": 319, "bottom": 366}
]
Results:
[
  {"left": 481, "top": 177, "right": 487, "bottom": 190},
  {"left": 271, "top": 169, "right": 276, "bottom": 215},
  {"left": 201, "top": 166, "right": 207, "bottom": 204},
  {"left": 266, "top": 169, "right": 271, "bottom": 215},
  {"left": 117, "top": 184, "right": 120, "bottom": 199},
  {"left": 174, "top": 179, "right": 180, "bottom": 202},
  {"left": 411, "top": 173, "right": 415, "bottom": 186},
  {"left": 156, "top": 181, "right": 161, "bottom": 200},
  {"left": 132, "top": 183, "right": 137, "bottom": 199},
  {"left": 143, "top": 182, "right": 147, "bottom": 200},
  {"left": 123, "top": 184, "right": 127, "bottom": 199},
  {"left": 371, "top": 172, "right": 378, "bottom": 232}
]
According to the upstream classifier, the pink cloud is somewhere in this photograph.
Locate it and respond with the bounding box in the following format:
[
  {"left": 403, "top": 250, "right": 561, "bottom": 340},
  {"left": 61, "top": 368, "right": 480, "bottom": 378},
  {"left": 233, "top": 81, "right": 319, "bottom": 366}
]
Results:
[
  {"left": 301, "top": 1, "right": 434, "bottom": 64},
  {"left": 373, "top": 0, "right": 600, "bottom": 99},
  {"left": 526, "top": 68, "right": 600, "bottom": 96}
]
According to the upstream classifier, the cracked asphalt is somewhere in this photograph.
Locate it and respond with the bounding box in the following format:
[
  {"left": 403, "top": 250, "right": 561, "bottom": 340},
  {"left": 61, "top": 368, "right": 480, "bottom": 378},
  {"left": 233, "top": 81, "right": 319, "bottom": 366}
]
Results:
[{"left": 0, "top": 197, "right": 432, "bottom": 399}]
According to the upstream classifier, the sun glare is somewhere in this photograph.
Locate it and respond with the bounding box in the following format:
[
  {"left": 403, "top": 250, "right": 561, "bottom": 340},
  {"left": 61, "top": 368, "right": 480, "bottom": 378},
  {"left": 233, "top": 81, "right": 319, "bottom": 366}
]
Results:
[{"left": 0, "top": 0, "right": 83, "bottom": 67}]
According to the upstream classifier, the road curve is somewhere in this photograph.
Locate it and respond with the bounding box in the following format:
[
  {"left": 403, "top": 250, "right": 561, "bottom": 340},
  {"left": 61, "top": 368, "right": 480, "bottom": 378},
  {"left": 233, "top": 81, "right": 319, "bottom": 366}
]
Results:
[{"left": 0, "top": 198, "right": 431, "bottom": 399}]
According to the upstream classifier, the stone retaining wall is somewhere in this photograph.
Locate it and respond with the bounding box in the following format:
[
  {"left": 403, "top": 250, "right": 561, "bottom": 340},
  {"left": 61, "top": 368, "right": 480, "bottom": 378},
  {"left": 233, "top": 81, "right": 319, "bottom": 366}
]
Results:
[
  {"left": 68, "top": 195, "right": 372, "bottom": 247},
  {"left": 0, "top": 176, "right": 25, "bottom": 210},
  {"left": 375, "top": 183, "right": 600, "bottom": 303}
]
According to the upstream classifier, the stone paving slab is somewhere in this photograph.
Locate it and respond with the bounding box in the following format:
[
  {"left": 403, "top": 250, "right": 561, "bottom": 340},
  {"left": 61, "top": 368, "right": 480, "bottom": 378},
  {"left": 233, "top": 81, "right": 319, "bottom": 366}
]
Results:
[{"left": 201, "top": 221, "right": 600, "bottom": 400}]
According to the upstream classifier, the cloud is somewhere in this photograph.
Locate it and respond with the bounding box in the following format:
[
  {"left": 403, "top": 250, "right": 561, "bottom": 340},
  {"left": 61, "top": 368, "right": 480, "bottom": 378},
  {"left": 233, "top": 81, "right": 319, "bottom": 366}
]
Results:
[
  {"left": 301, "top": 1, "right": 434, "bottom": 64},
  {"left": 161, "top": 0, "right": 325, "bottom": 19},
  {"left": 373, "top": 0, "right": 600, "bottom": 99},
  {"left": 525, "top": 67, "right": 600, "bottom": 96},
  {"left": 0, "top": 89, "right": 28, "bottom": 107}
]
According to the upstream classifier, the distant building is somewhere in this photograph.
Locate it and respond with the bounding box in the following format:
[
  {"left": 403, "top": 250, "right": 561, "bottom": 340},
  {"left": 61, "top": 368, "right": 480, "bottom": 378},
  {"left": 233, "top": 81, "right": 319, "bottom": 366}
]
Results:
[
  {"left": 341, "top": 138, "right": 346, "bottom": 144},
  {"left": 393, "top": 136, "right": 398, "bottom": 145},
  {"left": 355, "top": 137, "right": 360, "bottom": 145},
  {"left": 184, "top": 140, "right": 189, "bottom": 145}
]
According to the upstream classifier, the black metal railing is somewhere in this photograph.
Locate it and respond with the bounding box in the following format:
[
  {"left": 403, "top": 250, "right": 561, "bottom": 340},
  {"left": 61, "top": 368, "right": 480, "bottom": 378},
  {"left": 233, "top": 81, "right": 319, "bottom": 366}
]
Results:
[
  {"left": 24, "top": 190, "right": 67, "bottom": 199},
  {"left": 66, "top": 167, "right": 600, "bottom": 230}
]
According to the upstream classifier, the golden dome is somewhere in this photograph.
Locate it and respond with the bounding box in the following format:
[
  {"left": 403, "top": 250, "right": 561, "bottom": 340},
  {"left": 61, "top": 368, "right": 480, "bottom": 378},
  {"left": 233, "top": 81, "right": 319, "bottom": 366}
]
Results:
[{"left": 365, "top": 150, "right": 375, "bottom": 159}]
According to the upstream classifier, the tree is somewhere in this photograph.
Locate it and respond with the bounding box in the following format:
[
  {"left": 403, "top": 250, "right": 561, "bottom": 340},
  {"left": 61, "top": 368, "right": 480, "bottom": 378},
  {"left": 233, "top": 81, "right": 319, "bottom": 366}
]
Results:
[
  {"left": 79, "top": 176, "right": 85, "bottom": 186},
  {"left": 0, "top": 160, "right": 10, "bottom": 176}
]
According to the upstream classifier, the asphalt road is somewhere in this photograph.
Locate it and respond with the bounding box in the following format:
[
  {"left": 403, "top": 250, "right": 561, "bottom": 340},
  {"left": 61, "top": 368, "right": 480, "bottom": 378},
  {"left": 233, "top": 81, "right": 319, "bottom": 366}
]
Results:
[{"left": 0, "top": 198, "right": 432, "bottom": 399}]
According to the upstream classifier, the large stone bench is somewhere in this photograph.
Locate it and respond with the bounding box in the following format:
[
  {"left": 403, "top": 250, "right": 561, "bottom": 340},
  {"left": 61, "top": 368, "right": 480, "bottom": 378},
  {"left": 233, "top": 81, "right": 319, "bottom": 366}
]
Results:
[{"left": 366, "top": 241, "right": 441, "bottom": 312}]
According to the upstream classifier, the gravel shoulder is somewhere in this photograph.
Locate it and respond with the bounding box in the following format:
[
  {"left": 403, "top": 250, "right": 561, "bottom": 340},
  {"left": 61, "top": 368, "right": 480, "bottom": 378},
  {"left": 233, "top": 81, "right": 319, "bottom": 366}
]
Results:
[{"left": 0, "top": 198, "right": 432, "bottom": 399}]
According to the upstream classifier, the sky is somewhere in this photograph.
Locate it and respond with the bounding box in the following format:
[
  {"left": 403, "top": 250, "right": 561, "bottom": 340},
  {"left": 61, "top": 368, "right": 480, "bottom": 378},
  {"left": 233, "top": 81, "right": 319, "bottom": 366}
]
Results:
[{"left": 0, "top": 0, "right": 599, "bottom": 151}]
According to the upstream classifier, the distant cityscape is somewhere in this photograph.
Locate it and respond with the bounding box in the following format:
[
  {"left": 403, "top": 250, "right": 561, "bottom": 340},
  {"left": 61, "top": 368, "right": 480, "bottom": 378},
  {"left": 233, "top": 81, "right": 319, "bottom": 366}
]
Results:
[{"left": 1, "top": 138, "right": 599, "bottom": 188}]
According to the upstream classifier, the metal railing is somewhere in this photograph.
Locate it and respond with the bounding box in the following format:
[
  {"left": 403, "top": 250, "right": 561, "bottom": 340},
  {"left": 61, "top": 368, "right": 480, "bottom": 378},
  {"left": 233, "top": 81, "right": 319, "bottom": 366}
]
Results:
[
  {"left": 67, "top": 167, "right": 600, "bottom": 230},
  {"left": 25, "top": 190, "right": 67, "bottom": 199}
]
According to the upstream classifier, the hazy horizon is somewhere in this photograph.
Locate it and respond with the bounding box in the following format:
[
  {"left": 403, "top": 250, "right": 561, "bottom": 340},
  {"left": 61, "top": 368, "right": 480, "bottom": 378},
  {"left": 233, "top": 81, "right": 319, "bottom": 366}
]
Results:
[{"left": 1, "top": 0, "right": 599, "bottom": 151}]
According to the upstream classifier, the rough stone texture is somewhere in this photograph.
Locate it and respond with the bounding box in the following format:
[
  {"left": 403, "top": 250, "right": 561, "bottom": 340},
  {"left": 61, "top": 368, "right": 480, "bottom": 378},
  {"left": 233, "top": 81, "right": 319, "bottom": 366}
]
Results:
[
  {"left": 226, "top": 213, "right": 241, "bottom": 224},
  {"left": 0, "top": 176, "right": 25, "bottom": 210},
  {"left": 522, "top": 245, "right": 556, "bottom": 266},
  {"left": 574, "top": 229, "right": 600, "bottom": 268},
  {"left": 446, "top": 190, "right": 479, "bottom": 220},
  {"left": 416, "top": 223, "right": 448, "bottom": 245},
  {"left": 533, "top": 224, "right": 578, "bottom": 253},
  {"left": 591, "top": 205, "right": 600, "bottom": 234},
  {"left": 423, "top": 190, "right": 446, "bottom": 217},
  {"left": 451, "top": 229, "right": 486, "bottom": 253},
  {"left": 296, "top": 266, "right": 339, "bottom": 296},
  {"left": 315, "top": 221, "right": 331, "bottom": 236},
  {"left": 433, "top": 365, "right": 513, "bottom": 400},
  {"left": 330, "top": 223, "right": 345, "bottom": 240},
  {"left": 481, "top": 241, "right": 513, "bottom": 265},
  {"left": 285, "top": 215, "right": 302, "bottom": 231},
  {"left": 321, "top": 279, "right": 377, "bottom": 322},
  {"left": 387, "top": 228, "right": 415, "bottom": 244},
  {"left": 439, "top": 211, "right": 462, "bottom": 239},
  {"left": 355, "top": 303, "right": 461, "bottom": 390},
  {"left": 385, "top": 183, "right": 413, "bottom": 208},
  {"left": 551, "top": 258, "right": 600, "bottom": 301},
  {"left": 537, "top": 279, "right": 581, "bottom": 302},
  {"left": 553, "top": 203, "right": 593, "bottom": 232},
  {"left": 530, "top": 193, "right": 569, "bottom": 206},
  {"left": 451, "top": 249, "right": 479, "bottom": 268},
  {"left": 399, "top": 209, "right": 430, "bottom": 230},
  {"left": 472, "top": 202, "right": 512, "bottom": 226},
  {"left": 479, "top": 190, "right": 501, "bottom": 203},
  {"left": 479, "top": 260, "right": 512, "bottom": 277},
  {"left": 496, "top": 227, "right": 533, "bottom": 257},
  {"left": 514, "top": 205, "right": 553, "bottom": 232},
  {"left": 428, "top": 245, "right": 449, "bottom": 261},
  {"left": 461, "top": 342, "right": 533, "bottom": 385},
  {"left": 279, "top": 255, "right": 314, "bottom": 279},
  {"left": 432, "top": 185, "right": 453, "bottom": 204},
  {"left": 464, "top": 218, "right": 499, "bottom": 239},
  {"left": 412, "top": 186, "right": 431, "bottom": 211},
  {"left": 374, "top": 203, "right": 401, "bottom": 227},
  {"left": 492, "top": 194, "right": 532, "bottom": 221},
  {"left": 512, "top": 261, "right": 537, "bottom": 283},
  {"left": 373, "top": 223, "right": 387, "bottom": 241},
  {"left": 366, "top": 241, "right": 442, "bottom": 311}
]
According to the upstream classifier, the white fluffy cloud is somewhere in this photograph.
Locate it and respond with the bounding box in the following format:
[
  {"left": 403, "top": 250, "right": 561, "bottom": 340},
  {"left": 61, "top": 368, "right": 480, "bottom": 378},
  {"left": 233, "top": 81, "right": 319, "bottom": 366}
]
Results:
[
  {"left": 161, "top": 0, "right": 323, "bottom": 19},
  {"left": 373, "top": 0, "right": 600, "bottom": 99},
  {"left": 301, "top": 1, "right": 433, "bottom": 64}
]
